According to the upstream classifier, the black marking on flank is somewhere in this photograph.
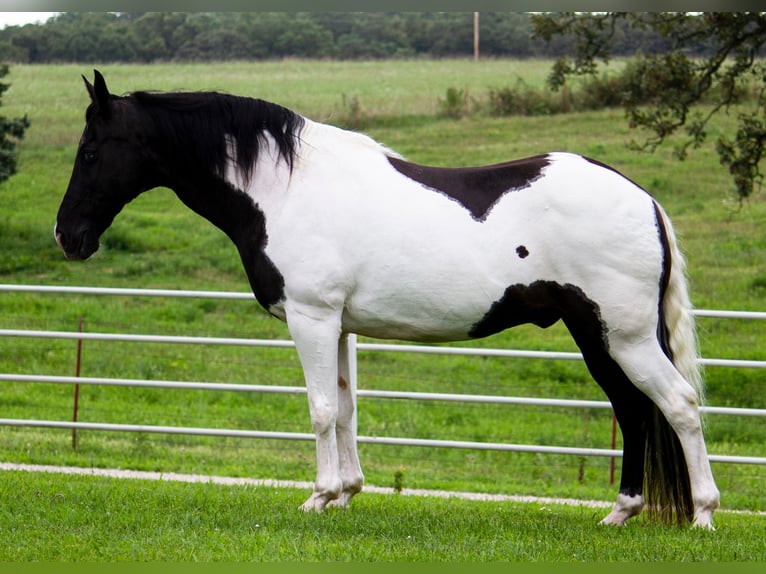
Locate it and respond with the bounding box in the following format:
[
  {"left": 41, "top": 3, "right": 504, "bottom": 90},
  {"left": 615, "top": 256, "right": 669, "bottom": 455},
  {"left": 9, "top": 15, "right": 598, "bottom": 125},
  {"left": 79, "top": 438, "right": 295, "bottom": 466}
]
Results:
[
  {"left": 388, "top": 154, "right": 550, "bottom": 221},
  {"left": 516, "top": 245, "right": 529, "bottom": 259},
  {"left": 468, "top": 280, "right": 606, "bottom": 341},
  {"left": 469, "top": 280, "right": 654, "bottom": 504}
]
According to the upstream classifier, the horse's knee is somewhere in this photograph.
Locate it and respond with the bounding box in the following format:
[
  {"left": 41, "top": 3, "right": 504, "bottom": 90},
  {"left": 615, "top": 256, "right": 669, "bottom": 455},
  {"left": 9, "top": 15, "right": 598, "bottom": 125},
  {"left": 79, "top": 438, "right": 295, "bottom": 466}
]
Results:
[{"left": 309, "top": 399, "right": 338, "bottom": 436}]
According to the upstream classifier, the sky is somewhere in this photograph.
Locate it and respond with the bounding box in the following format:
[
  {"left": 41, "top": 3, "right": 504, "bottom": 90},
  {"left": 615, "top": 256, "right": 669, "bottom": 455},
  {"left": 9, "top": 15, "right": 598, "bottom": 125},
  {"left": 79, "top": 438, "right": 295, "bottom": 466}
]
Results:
[{"left": 0, "top": 12, "right": 59, "bottom": 29}]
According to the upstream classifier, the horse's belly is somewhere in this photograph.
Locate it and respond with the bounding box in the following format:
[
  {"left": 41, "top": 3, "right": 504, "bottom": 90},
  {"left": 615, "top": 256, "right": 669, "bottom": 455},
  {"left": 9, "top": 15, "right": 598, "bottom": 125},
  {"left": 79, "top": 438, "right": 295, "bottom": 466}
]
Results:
[
  {"left": 340, "top": 279, "right": 505, "bottom": 342},
  {"left": 341, "top": 311, "right": 478, "bottom": 342}
]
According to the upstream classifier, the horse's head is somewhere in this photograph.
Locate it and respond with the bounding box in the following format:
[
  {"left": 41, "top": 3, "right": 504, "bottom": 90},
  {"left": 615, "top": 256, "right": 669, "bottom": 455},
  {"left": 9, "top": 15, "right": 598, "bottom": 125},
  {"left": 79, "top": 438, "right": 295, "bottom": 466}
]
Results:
[{"left": 55, "top": 70, "right": 157, "bottom": 260}]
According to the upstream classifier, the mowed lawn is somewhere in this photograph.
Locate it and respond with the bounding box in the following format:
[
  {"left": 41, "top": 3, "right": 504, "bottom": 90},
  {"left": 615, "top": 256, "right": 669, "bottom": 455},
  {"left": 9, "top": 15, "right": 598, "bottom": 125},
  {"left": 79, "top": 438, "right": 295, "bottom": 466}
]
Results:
[
  {"left": 0, "top": 60, "right": 764, "bottom": 561},
  {"left": 0, "top": 468, "right": 763, "bottom": 561}
]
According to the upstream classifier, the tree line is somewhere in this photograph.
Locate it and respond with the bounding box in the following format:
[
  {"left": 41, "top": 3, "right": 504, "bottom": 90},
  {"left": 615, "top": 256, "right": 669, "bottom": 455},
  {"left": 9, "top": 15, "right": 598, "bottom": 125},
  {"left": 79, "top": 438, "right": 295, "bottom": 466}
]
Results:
[{"left": 0, "top": 12, "right": 691, "bottom": 64}]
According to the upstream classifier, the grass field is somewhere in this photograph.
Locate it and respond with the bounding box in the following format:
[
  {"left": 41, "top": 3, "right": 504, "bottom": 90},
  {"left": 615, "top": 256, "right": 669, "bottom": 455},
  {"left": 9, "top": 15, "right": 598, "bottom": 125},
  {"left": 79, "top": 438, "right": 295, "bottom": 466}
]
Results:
[
  {"left": 0, "top": 60, "right": 764, "bottom": 560},
  {"left": 0, "top": 469, "right": 763, "bottom": 561}
]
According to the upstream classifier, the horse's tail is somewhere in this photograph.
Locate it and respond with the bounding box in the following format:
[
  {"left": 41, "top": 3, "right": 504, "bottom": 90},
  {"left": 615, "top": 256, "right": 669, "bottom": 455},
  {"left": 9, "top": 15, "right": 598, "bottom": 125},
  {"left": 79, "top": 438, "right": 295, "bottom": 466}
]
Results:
[
  {"left": 645, "top": 202, "right": 702, "bottom": 525},
  {"left": 657, "top": 204, "right": 704, "bottom": 401}
]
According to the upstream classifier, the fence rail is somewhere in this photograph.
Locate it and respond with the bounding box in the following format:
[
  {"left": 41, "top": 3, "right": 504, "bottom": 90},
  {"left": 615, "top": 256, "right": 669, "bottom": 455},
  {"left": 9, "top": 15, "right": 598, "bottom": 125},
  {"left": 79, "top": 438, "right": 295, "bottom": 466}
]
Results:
[
  {"left": 1, "top": 283, "right": 764, "bottom": 467},
  {"left": 3, "top": 326, "right": 766, "bottom": 370}
]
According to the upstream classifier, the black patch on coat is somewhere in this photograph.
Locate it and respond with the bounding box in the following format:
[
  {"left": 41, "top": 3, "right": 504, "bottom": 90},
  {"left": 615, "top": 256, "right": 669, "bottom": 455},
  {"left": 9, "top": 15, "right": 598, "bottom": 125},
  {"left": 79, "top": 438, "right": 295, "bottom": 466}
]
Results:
[
  {"left": 516, "top": 245, "right": 529, "bottom": 259},
  {"left": 469, "top": 280, "right": 652, "bottom": 500},
  {"left": 468, "top": 281, "right": 604, "bottom": 340},
  {"left": 388, "top": 154, "right": 550, "bottom": 221}
]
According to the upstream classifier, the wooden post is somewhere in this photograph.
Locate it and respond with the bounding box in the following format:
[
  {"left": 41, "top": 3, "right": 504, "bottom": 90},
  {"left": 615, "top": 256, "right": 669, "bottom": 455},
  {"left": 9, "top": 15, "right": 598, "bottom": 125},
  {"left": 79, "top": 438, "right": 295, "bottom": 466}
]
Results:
[{"left": 474, "top": 12, "right": 479, "bottom": 62}]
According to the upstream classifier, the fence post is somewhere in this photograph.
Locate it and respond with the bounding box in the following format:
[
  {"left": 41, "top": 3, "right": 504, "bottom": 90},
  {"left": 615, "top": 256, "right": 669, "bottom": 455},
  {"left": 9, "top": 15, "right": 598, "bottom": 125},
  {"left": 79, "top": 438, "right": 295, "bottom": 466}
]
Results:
[{"left": 72, "top": 316, "right": 83, "bottom": 451}]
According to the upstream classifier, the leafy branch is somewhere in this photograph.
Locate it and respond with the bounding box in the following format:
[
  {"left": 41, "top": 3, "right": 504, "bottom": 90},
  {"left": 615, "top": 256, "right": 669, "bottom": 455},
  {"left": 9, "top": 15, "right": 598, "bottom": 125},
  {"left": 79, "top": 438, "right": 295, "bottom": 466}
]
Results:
[{"left": 531, "top": 12, "right": 766, "bottom": 200}]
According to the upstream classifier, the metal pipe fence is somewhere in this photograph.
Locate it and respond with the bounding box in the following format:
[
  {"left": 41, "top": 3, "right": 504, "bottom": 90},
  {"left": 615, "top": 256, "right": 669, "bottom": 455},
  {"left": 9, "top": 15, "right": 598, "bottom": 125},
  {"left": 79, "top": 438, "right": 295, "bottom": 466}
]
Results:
[{"left": 0, "top": 283, "right": 764, "bottom": 467}]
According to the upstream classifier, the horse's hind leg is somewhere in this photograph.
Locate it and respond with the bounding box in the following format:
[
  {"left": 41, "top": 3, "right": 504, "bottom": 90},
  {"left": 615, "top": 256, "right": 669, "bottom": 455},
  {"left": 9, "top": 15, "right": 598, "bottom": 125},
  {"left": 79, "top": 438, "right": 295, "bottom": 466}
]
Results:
[
  {"left": 326, "top": 333, "right": 364, "bottom": 508},
  {"left": 609, "top": 338, "right": 720, "bottom": 528},
  {"left": 599, "top": 395, "right": 652, "bottom": 525},
  {"left": 562, "top": 284, "right": 718, "bottom": 528},
  {"left": 573, "top": 333, "right": 651, "bottom": 525}
]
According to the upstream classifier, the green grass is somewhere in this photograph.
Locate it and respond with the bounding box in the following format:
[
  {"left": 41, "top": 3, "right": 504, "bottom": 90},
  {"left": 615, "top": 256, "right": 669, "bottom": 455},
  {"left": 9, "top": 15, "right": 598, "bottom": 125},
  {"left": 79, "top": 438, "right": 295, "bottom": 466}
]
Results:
[
  {"left": 0, "top": 470, "right": 762, "bottom": 561},
  {"left": 0, "top": 60, "right": 764, "bottom": 544}
]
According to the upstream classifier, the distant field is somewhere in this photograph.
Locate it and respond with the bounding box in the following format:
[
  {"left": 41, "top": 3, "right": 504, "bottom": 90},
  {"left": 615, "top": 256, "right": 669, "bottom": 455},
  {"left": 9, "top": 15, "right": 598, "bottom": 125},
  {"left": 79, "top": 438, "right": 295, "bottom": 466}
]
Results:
[
  {"left": 4, "top": 59, "right": 562, "bottom": 123},
  {"left": 0, "top": 60, "right": 763, "bottom": 524}
]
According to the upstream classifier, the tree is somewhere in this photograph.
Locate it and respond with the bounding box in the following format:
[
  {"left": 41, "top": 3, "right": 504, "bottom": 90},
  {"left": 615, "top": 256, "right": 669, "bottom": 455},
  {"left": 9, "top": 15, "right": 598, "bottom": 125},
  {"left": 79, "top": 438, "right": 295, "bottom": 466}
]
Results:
[
  {"left": 0, "top": 64, "right": 29, "bottom": 184},
  {"left": 129, "top": 12, "right": 188, "bottom": 62},
  {"left": 176, "top": 29, "right": 253, "bottom": 61},
  {"left": 272, "top": 15, "right": 335, "bottom": 59},
  {"left": 531, "top": 12, "right": 766, "bottom": 200}
]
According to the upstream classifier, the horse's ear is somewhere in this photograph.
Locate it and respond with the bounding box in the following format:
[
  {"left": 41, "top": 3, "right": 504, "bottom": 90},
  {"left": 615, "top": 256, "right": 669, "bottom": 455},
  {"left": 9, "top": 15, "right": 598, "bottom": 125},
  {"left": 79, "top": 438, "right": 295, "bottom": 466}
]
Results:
[{"left": 82, "top": 69, "right": 111, "bottom": 118}]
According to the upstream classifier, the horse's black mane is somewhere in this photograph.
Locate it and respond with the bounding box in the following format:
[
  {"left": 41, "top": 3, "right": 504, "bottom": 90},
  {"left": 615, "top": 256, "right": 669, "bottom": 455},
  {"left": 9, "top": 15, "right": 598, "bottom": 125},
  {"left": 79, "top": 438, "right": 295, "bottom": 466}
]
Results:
[{"left": 127, "top": 90, "right": 305, "bottom": 185}]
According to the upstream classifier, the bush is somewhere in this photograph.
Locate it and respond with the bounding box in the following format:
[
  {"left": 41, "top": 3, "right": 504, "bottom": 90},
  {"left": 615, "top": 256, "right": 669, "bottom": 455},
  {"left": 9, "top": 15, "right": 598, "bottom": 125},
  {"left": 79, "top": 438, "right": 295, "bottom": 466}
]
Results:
[
  {"left": 437, "top": 87, "right": 467, "bottom": 119},
  {"left": 576, "top": 72, "right": 630, "bottom": 110},
  {"left": 487, "top": 78, "right": 560, "bottom": 117},
  {"left": 0, "top": 64, "right": 30, "bottom": 184},
  {"left": 436, "top": 60, "right": 757, "bottom": 122}
]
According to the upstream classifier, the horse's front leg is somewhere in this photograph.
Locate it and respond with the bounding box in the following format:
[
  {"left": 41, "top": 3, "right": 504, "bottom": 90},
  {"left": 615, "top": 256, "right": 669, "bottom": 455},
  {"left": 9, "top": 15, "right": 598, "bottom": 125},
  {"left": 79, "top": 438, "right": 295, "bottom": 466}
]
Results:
[
  {"left": 287, "top": 305, "right": 343, "bottom": 512},
  {"left": 327, "top": 333, "right": 364, "bottom": 508}
]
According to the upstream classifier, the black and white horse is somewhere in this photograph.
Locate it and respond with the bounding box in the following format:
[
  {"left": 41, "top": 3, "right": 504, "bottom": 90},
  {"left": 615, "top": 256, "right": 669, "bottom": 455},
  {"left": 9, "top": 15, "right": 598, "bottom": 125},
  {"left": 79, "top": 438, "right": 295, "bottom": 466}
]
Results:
[{"left": 55, "top": 71, "right": 719, "bottom": 528}]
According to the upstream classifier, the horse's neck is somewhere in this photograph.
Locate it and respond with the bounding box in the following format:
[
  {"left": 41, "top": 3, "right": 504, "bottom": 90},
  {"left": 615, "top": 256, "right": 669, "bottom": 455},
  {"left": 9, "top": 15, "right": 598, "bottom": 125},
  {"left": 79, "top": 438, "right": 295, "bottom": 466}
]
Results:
[
  {"left": 176, "top": 119, "right": 393, "bottom": 232},
  {"left": 163, "top": 141, "right": 283, "bottom": 245}
]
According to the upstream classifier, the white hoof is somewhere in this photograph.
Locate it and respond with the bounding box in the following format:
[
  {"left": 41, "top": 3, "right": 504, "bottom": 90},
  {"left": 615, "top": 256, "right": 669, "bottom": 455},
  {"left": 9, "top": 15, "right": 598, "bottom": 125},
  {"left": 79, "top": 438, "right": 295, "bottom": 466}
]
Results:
[
  {"left": 599, "top": 511, "right": 630, "bottom": 527},
  {"left": 325, "top": 487, "right": 362, "bottom": 509},
  {"left": 600, "top": 493, "right": 644, "bottom": 526},
  {"left": 692, "top": 512, "right": 716, "bottom": 530},
  {"left": 300, "top": 491, "right": 331, "bottom": 513}
]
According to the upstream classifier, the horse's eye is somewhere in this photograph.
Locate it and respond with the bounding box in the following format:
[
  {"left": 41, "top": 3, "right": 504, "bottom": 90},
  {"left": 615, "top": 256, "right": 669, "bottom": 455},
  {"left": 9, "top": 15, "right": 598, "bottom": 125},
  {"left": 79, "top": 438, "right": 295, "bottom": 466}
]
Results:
[{"left": 82, "top": 150, "right": 98, "bottom": 164}]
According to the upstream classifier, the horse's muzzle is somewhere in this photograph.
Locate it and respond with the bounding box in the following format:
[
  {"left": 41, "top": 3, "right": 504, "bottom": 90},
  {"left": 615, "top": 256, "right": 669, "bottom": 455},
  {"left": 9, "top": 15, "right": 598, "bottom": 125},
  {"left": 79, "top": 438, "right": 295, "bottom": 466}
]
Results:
[{"left": 54, "top": 223, "right": 98, "bottom": 261}]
